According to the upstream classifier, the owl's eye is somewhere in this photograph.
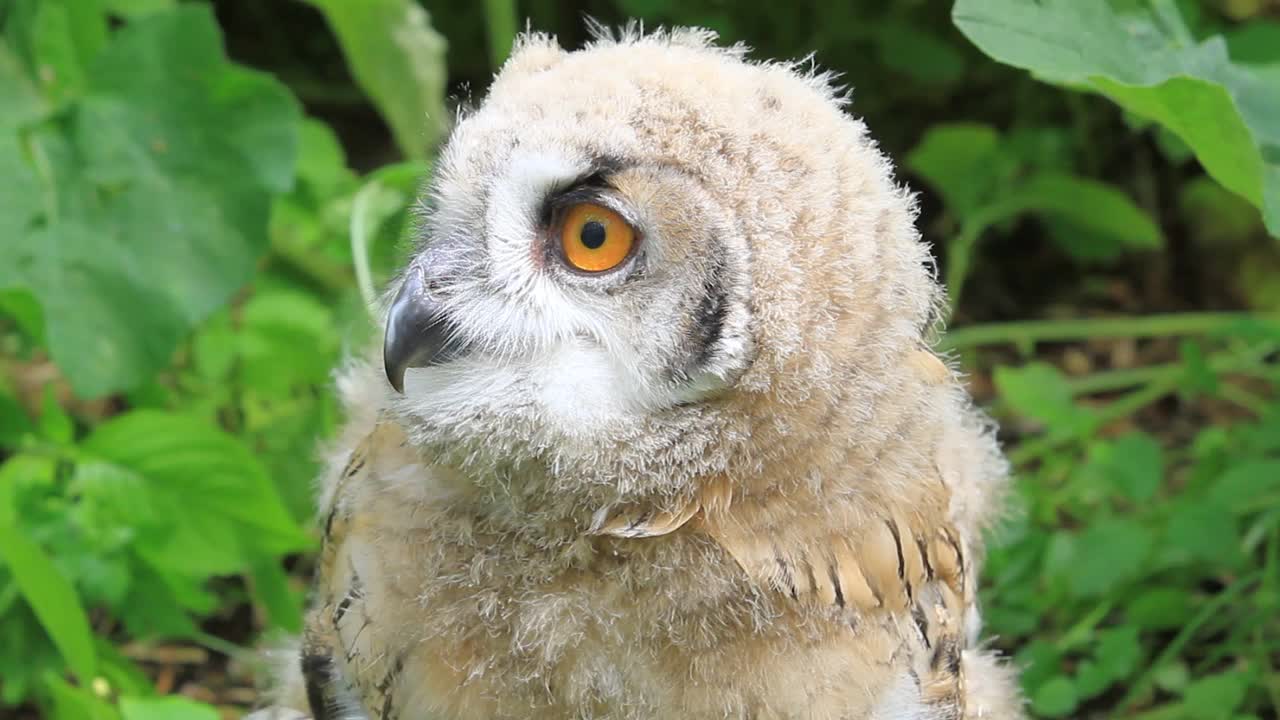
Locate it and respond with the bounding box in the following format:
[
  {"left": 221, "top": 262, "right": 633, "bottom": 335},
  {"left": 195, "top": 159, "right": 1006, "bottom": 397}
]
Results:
[{"left": 559, "top": 202, "right": 635, "bottom": 273}]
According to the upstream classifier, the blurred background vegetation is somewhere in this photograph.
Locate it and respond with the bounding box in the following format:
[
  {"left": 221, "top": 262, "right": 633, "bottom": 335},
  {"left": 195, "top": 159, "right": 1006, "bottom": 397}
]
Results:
[{"left": 1, "top": 0, "right": 1278, "bottom": 718}]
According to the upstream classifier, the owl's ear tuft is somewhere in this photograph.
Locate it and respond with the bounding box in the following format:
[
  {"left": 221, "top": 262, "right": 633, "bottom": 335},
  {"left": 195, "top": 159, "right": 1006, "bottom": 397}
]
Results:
[{"left": 501, "top": 32, "right": 565, "bottom": 77}]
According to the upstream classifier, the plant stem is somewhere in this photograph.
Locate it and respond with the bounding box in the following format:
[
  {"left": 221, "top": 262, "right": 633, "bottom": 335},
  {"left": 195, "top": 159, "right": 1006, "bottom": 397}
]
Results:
[
  {"left": 945, "top": 219, "right": 983, "bottom": 313},
  {"left": 269, "top": 235, "right": 352, "bottom": 295},
  {"left": 1009, "top": 374, "right": 1180, "bottom": 466},
  {"left": 942, "top": 312, "right": 1271, "bottom": 350},
  {"left": 1117, "top": 571, "right": 1262, "bottom": 712},
  {"left": 483, "top": 0, "right": 518, "bottom": 70}
]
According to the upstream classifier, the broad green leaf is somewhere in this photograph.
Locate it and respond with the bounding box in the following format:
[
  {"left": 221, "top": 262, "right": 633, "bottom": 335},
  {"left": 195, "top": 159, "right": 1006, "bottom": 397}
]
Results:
[
  {"left": 1182, "top": 672, "right": 1250, "bottom": 720},
  {"left": 1069, "top": 518, "right": 1153, "bottom": 597},
  {"left": 997, "top": 174, "right": 1163, "bottom": 259},
  {"left": 38, "top": 384, "right": 74, "bottom": 445},
  {"left": 1087, "top": 433, "right": 1164, "bottom": 502},
  {"left": 994, "top": 362, "right": 1096, "bottom": 437},
  {"left": 305, "top": 0, "right": 448, "bottom": 160},
  {"left": 873, "top": 21, "right": 967, "bottom": 86},
  {"left": 1093, "top": 626, "right": 1142, "bottom": 681},
  {"left": 249, "top": 557, "right": 304, "bottom": 633},
  {"left": 0, "top": 6, "right": 300, "bottom": 398},
  {"left": 30, "top": 0, "right": 107, "bottom": 102},
  {"left": 295, "top": 117, "right": 355, "bottom": 199},
  {"left": 1031, "top": 675, "right": 1078, "bottom": 718},
  {"left": 119, "top": 696, "right": 219, "bottom": 720},
  {"left": 101, "top": 0, "right": 176, "bottom": 19},
  {"left": 43, "top": 673, "right": 118, "bottom": 720},
  {"left": 1164, "top": 500, "right": 1240, "bottom": 566},
  {"left": 0, "top": 387, "right": 34, "bottom": 450},
  {"left": 953, "top": 0, "right": 1280, "bottom": 236},
  {"left": 1208, "top": 460, "right": 1280, "bottom": 511},
  {"left": 906, "top": 123, "right": 1004, "bottom": 217},
  {"left": 81, "top": 410, "right": 312, "bottom": 577},
  {"left": 1126, "top": 587, "right": 1191, "bottom": 630},
  {"left": 0, "top": 459, "right": 97, "bottom": 683},
  {"left": 0, "top": 41, "right": 49, "bottom": 129},
  {"left": 237, "top": 289, "right": 340, "bottom": 396},
  {"left": 1227, "top": 21, "right": 1280, "bottom": 65}
]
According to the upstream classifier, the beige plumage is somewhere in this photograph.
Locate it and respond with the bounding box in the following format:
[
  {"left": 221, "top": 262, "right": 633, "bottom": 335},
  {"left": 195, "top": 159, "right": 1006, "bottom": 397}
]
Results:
[{"left": 252, "top": 26, "right": 1024, "bottom": 720}]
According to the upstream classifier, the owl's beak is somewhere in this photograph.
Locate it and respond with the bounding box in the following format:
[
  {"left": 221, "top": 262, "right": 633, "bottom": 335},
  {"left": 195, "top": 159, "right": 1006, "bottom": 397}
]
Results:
[{"left": 383, "top": 265, "right": 455, "bottom": 393}]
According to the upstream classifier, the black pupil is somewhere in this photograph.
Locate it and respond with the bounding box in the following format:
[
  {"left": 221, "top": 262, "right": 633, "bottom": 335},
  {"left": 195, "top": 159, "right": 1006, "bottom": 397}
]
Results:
[{"left": 579, "top": 221, "right": 607, "bottom": 250}]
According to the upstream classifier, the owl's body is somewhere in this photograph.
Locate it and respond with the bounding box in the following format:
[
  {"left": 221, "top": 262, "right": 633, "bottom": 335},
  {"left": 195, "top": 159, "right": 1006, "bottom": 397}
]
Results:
[{"left": 257, "top": 28, "right": 1023, "bottom": 720}]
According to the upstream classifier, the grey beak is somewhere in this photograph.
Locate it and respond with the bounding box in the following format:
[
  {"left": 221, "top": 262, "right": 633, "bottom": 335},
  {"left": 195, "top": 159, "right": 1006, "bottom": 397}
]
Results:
[{"left": 383, "top": 265, "right": 454, "bottom": 393}]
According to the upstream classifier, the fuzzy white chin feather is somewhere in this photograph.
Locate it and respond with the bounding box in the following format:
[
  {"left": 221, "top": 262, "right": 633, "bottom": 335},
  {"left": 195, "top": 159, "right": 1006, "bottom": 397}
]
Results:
[{"left": 399, "top": 337, "right": 695, "bottom": 438}]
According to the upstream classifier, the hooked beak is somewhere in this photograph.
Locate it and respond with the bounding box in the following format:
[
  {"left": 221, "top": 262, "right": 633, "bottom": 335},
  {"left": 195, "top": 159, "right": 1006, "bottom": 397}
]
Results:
[{"left": 383, "top": 265, "right": 456, "bottom": 393}]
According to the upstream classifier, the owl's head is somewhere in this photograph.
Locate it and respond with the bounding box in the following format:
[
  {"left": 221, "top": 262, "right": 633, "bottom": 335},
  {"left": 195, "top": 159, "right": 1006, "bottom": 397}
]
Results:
[{"left": 379, "top": 28, "right": 942, "bottom": 501}]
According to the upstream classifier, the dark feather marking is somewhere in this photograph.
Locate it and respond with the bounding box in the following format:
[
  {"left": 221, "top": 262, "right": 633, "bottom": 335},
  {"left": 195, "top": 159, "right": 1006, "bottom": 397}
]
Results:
[
  {"left": 774, "top": 553, "right": 798, "bottom": 601},
  {"left": 931, "top": 635, "right": 962, "bottom": 675},
  {"left": 333, "top": 596, "right": 352, "bottom": 624},
  {"left": 627, "top": 510, "right": 653, "bottom": 531},
  {"left": 941, "top": 528, "right": 967, "bottom": 592},
  {"left": 804, "top": 561, "right": 818, "bottom": 601},
  {"left": 342, "top": 455, "right": 367, "bottom": 479},
  {"left": 345, "top": 617, "right": 372, "bottom": 662},
  {"left": 323, "top": 506, "right": 338, "bottom": 539},
  {"left": 301, "top": 653, "right": 336, "bottom": 720},
  {"left": 916, "top": 535, "right": 934, "bottom": 580},
  {"left": 827, "top": 563, "right": 845, "bottom": 608},
  {"left": 670, "top": 258, "right": 728, "bottom": 382},
  {"left": 885, "top": 519, "right": 906, "bottom": 581},
  {"left": 690, "top": 269, "right": 728, "bottom": 367},
  {"left": 377, "top": 655, "right": 406, "bottom": 720},
  {"left": 332, "top": 587, "right": 361, "bottom": 625},
  {"left": 911, "top": 603, "right": 931, "bottom": 649}
]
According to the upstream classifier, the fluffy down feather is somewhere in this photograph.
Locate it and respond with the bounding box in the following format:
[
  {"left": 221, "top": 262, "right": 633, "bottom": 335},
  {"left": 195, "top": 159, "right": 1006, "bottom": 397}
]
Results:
[{"left": 250, "top": 26, "right": 1024, "bottom": 720}]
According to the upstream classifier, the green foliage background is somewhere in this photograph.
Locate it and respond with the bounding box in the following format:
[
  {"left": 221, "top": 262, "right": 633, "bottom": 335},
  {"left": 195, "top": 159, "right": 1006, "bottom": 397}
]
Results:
[{"left": 1, "top": 0, "right": 1278, "bottom": 718}]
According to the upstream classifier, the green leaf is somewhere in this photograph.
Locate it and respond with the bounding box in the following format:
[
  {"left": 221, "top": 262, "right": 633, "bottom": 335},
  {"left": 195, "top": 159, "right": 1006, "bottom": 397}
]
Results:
[
  {"left": 304, "top": 0, "right": 448, "bottom": 159},
  {"left": 81, "top": 410, "right": 312, "bottom": 577},
  {"left": 30, "top": 0, "right": 107, "bottom": 102},
  {"left": 249, "top": 557, "right": 303, "bottom": 633},
  {"left": 906, "top": 123, "right": 1004, "bottom": 218},
  {"left": 1164, "top": 500, "right": 1240, "bottom": 566},
  {"left": 1127, "top": 587, "right": 1192, "bottom": 630},
  {"left": 873, "top": 21, "right": 968, "bottom": 86},
  {"left": 119, "top": 696, "right": 220, "bottom": 720},
  {"left": 101, "top": 0, "right": 176, "bottom": 19},
  {"left": 994, "top": 362, "right": 1096, "bottom": 437},
  {"left": 1093, "top": 626, "right": 1142, "bottom": 681},
  {"left": 38, "top": 383, "right": 74, "bottom": 445},
  {"left": 0, "top": 386, "right": 35, "bottom": 450},
  {"left": 295, "top": 117, "right": 354, "bottom": 199},
  {"left": 1031, "top": 675, "right": 1078, "bottom": 718},
  {"left": 953, "top": 0, "right": 1280, "bottom": 237},
  {"left": 0, "top": 460, "right": 98, "bottom": 683},
  {"left": 1227, "top": 21, "right": 1280, "bottom": 65},
  {"left": 1209, "top": 460, "right": 1280, "bottom": 511},
  {"left": 237, "top": 290, "right": 339, "bottom": 394},
  {"left": 43, "top": 673, "right": 118, "bottom": 720},
  {"left": 1087, "top": 433, "right": 1164, "bottom": 502},
  {"left": 1000, "top": 174, "right": 1163, "bottom": 260},
  {"left": 0, "top": 6, "right": 301, "bottom": 398},
  {"left": 1182, "top": 672, "right": 1249, "bottom": 720},
  {"left": 0, "top": 40, "right": 49, "bottom": 130},
  {"left": 1069, "top": 517, "right": 1153, "bottom": 597}
]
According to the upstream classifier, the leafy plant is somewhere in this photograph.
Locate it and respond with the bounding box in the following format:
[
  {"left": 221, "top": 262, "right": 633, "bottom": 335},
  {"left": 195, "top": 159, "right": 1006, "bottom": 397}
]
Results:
[
  {"left": 0, "top": 1, "right": 435, "bottom": 717},
  {"left": 953, "top": 0, "right": 1280, "bottom": 237}
]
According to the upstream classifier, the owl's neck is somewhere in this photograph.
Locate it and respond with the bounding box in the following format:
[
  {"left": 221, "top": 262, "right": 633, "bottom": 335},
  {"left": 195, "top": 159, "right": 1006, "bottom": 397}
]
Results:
[{"left": 388, "top": 347, "right": 962, "bottom": 561}]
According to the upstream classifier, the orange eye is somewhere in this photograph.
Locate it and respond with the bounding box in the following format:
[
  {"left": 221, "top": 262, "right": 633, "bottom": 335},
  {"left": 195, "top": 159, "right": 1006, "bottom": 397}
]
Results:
[{"left": 559, "top": 202, "right": 636, "bottom": 273}]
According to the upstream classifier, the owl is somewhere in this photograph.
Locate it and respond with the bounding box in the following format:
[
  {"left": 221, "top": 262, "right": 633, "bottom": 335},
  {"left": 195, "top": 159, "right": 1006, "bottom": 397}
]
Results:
[{"left": 251, "top": 26, "right": 1024, "bottom": 720}]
